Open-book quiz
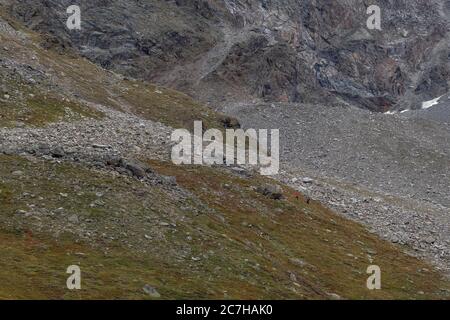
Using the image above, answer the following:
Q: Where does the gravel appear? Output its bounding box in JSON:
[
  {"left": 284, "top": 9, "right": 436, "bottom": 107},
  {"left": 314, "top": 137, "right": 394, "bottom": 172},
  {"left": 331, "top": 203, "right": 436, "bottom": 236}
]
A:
[
  {"left": 0, "top": 103, "right": 173, "bottom": 166},
  {"left": 224, "top": 102, "right": 450, "bottom": 274}
]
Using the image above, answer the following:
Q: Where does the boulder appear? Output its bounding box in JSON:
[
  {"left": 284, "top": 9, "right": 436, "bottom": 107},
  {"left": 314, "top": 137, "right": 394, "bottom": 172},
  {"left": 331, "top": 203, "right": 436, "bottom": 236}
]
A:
[{"left": 256, "top": 184, "right": 283, "bottom": 200}]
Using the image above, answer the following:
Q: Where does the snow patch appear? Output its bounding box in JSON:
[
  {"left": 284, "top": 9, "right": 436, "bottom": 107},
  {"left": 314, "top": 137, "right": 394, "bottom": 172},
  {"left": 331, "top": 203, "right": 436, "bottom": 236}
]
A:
[{"left": 422, "top": 96, "right": 443, "bottom": 110}]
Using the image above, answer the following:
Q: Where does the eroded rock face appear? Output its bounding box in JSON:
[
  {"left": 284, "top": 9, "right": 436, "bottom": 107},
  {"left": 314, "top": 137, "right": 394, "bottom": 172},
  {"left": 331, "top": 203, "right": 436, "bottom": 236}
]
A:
[{"left": 4, "top": 0, "right": 450, "bottom": 111}]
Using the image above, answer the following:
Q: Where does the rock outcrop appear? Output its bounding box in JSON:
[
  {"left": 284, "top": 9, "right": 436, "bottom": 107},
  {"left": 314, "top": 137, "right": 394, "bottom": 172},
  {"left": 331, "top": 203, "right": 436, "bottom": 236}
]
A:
[{"left": 4, "top": 0, "right": 450, "bottom": 111}]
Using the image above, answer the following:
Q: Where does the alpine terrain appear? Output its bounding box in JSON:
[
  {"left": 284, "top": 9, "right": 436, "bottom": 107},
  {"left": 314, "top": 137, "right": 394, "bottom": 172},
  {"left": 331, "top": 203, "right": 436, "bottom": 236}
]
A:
[{"left": 0, "top": 0, "right": 449, "bottom": 299}]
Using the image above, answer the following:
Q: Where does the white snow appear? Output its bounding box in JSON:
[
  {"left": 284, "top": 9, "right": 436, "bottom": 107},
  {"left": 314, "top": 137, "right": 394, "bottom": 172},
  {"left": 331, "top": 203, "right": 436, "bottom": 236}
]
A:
[{"left": 421, "top": 96, "right": 443, "bottom": 110}]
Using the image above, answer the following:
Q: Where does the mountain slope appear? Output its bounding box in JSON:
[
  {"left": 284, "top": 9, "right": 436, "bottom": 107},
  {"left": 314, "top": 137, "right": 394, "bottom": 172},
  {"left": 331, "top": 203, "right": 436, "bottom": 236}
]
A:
[
  {"left": 1, "top": 154, "right": 449, "bottom": 299},
  {"left": 225, "top": 101, "right": 450, "bottom": 274},
  {"left": 1, "top": 9, "right": 450, "bottom": 299},
  {"left": 4, "top": 0, "right": 450, "bottom": 111}
]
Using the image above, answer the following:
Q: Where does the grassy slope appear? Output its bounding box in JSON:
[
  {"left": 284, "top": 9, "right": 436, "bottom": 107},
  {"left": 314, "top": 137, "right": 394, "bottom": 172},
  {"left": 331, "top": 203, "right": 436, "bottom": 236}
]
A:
[
  {"left": 0, "top": 155, "right": 448, "bottom": 299},
  {"left": 0, "top": 9, "right": 232, "bottom": 130}
]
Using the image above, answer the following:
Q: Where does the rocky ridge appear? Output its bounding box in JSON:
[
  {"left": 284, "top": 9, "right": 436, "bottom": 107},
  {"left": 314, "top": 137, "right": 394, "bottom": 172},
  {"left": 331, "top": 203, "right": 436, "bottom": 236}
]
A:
[{"left": 4, "top": 0, "right": 450, "bottom": 111}]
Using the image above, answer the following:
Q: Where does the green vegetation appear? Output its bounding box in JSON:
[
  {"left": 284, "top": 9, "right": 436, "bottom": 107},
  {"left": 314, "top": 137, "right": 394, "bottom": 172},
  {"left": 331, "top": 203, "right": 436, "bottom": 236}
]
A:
[
  {"left": 0, "top": 154, "right": 448, "bottom": 299},
  {"left": 0, "top": 92, "right": 103, "bottom": 127},
  {"left": 0, "top": 11, "right": 234, "bottom": 131},
  {"left": 120, "top": 81, "right": 234, "bottom": 131}
]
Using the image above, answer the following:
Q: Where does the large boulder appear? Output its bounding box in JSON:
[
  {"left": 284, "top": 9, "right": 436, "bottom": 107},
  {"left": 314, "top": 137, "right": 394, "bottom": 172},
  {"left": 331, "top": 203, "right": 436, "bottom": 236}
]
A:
[{"left": 256, "top": 184, "right": 284, "bottom": 200}]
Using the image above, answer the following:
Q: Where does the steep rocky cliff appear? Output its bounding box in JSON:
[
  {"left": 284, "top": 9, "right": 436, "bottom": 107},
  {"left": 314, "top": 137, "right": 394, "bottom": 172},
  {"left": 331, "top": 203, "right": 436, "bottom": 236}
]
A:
[{"left": 3, "top": 0, "right": 450, "bottom": 111}]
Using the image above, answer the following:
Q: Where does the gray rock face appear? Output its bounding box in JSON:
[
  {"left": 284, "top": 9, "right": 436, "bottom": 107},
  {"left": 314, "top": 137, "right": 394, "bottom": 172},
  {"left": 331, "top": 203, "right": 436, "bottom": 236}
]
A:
[{"left": 5, "top": 0, "right": 450, "bottom": 111}]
